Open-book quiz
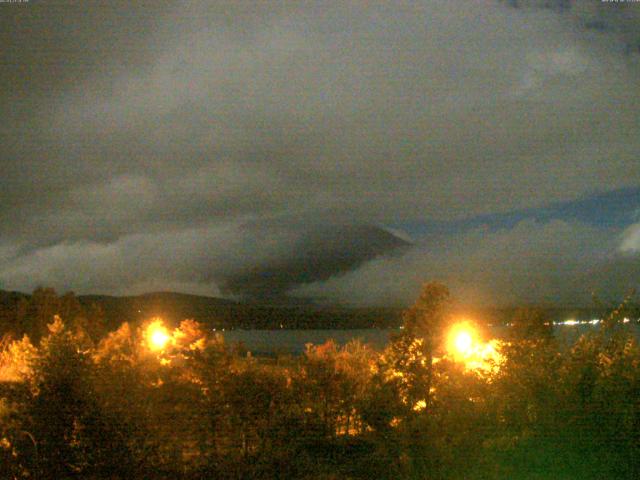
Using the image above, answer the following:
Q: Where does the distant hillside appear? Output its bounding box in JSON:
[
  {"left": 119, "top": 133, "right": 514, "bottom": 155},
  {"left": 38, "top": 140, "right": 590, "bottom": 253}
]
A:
[
  {"left": 0, "top": 290, "right": 29, "bottom": 331},
  {"left": 1, "top": 289, "right": 401, "bottom": 332},
  {"left": 75, "top": 291, "right": 403, "bottom": 330},
  {"left": 2, "top": 289, "right": 635, "bottom": 334}
]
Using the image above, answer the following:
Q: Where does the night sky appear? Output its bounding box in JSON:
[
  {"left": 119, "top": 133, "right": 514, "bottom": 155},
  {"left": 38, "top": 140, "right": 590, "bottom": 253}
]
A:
[{"left": 1, "top": 1, "right": 639, "bottom": 306}]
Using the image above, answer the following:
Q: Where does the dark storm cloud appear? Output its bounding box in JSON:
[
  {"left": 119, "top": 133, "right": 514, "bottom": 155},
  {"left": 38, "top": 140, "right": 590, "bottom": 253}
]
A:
[
  {"left": 217, "top": 225, "right": 411, "bottom": 298},
  {"left": 0, "top": 1, "right": 639, "bottom": 302},
  {"left": 0, "top": 222, "right": 409, "bottom": 298}
]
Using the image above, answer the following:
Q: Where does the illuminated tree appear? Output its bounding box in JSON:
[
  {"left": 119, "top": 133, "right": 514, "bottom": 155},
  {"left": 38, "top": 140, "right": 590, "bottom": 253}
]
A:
[
  {"left": 392, "top": 281, "right": 451, "bottom": 409},
  {"left": 300, "top": 341, "right": 351, "bottom": 438},
  {"left": 27, "top": 317, "right": 139, "bottom": 477},
  {"left": 402, "top": 282, "right": 451, "bottom": 338}
]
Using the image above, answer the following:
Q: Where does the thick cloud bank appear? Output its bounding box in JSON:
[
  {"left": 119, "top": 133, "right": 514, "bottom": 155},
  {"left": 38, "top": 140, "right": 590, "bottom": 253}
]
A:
[
  {"left": 0, "top": 1, "right": 638, "bottom": 304},
  {"left": 294, "top": 219, "right": 634, "bottom": 306}
]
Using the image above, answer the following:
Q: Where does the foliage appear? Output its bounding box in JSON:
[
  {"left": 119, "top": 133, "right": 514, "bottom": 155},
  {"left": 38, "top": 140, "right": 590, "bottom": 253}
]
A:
[{"left": 0, "top": 285, "right": 638, "bottom": 478}]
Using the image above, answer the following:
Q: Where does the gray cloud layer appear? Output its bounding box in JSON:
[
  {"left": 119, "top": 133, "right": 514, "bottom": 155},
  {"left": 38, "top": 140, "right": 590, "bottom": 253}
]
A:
[
  {"left": 295, "top": 219, "right": 629, "bottom": 306},
  {"left": 0, "top": 1, "right": 638, "bottom": 304}
]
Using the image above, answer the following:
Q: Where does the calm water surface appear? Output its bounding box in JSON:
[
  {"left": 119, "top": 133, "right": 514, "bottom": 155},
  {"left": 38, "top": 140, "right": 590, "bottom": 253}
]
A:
[
  {"left": 222, "top": 324, "right": 640, "bottom": 355},
  {"left": 222, "top": 329, "right": 395, "bottom": 354}
]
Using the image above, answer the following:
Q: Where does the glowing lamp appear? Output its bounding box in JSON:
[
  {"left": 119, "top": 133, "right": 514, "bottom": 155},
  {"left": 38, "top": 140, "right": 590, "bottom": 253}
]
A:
[
  {"left": 150, "top": 329, "right": 169, "bottom": 350},
  {"left": 454, "top": 330, "right": 473, "bottom": 355},
  {"left": 146, "top": 319, "right": 170, "bottom": 351},
  {"left": 447, "top": 321, "right": 477, "bottom": 360}
]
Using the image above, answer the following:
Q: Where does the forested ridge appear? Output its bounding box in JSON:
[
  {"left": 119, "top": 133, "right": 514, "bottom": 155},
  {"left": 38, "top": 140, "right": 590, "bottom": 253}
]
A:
[
  {"left": 0, "top": 288, "right": 404, "bottom": 332},
  {"left": 0, "top": 288, "right": 624, "bottom": 333}
]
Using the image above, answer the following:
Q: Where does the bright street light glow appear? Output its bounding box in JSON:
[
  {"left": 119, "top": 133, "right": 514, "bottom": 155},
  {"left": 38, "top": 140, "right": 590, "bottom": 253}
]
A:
[
  {"left": 150, "top": 329, "right": 169, "bottom": 350},
  {"left": 446, "top": 321, "right": 504, "bottom": 375},
  {"left": 146, "top": 319, "right": 170, "bottom": 351},
  {"left": 454, "top": 330, "right": 473, "bottom": 355},
  {"left": 447, "top": 321, "right": 476, "bottom": 360}
]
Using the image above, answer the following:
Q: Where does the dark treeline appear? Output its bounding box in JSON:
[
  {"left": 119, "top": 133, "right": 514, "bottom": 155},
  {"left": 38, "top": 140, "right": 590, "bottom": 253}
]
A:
[
  {"left": 1, "top": 283, "right": 639, "bottom": 479},
  {"left": 3, "top": 288, "right": 634, "bottom": 335},
  {"left": 0, "top": 289, "right": 403, "bottom": 332}
]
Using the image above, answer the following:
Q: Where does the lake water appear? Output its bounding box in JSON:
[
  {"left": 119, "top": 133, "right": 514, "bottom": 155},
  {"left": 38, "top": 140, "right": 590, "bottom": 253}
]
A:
[
  {"left": 222, "top": 328, "right": 395, "bottom": 355},
  {"left": 222, "top": 323, "right": 640, "bottom": 355}
]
